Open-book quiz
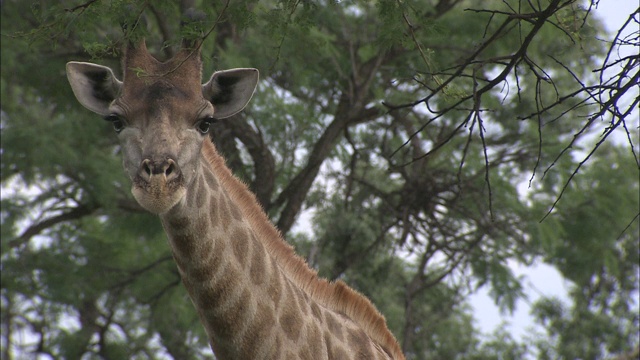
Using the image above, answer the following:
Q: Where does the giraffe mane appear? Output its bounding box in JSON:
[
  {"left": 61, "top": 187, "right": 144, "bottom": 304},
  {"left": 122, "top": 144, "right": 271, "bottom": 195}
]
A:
[{"left": 202, "top": 139, "right": 405, "bottom": 359}]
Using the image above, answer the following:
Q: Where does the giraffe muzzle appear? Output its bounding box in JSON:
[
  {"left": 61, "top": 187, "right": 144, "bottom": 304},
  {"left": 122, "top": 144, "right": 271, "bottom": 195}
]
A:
[
  {"left": 139, "top": 158, "right": 181, "bottom": 182},
  {"left": 131, "top": 157, "right": 187, "bottom": 214}
]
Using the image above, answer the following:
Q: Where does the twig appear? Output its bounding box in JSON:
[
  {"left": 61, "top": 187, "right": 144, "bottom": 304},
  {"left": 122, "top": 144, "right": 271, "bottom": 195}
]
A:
[{"left": 65, "top": 0, "right": 99, "bottom": 13}]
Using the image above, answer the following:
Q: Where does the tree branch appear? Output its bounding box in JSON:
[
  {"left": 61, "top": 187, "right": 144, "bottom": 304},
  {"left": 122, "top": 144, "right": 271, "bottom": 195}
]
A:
[
  {"left": 224, "top": 115, "right": 276, "bottom": 211},
  {"left": 149, "top": 4, "right": 174, "bottom": 59},
  {"left": 11, "top": 204, "right": 98, "bottom": 248},
  {"left": 274, "top": 103, "right": 382, "bottom": 234}
]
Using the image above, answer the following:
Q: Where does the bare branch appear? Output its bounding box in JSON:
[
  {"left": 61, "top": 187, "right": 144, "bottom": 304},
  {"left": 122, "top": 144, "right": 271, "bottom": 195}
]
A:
[
  {"left": 149, "top": 4, "right": 174, "bottom": 58},
  {"left": 64, "top": 0, "right": 99, "bottom": 13},
  {"left": 616, "top": 212, "right": 640, "bottom": 241},
  {"left": 540, "top": 116, "right": 627, "bottom": 221},
  {"left": 11, "top": 204, "right": 98, "bottom": 248}
]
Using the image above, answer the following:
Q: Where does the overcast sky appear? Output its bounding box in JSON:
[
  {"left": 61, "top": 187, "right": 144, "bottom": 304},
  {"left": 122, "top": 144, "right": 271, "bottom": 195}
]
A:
[{"left": 471, "top": 0, "right": 639, "bottom": 342}]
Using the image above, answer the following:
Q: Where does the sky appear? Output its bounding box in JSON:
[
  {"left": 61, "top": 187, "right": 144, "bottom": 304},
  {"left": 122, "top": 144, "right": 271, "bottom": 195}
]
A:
[{"left": 469, "top": 0, "right": 639, "bottom": 342}]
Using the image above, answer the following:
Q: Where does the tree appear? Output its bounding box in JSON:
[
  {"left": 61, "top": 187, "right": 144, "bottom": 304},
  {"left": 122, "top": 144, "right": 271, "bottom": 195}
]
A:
[{"left": 1, "top": 0, "right": 638, "bottom": 359}]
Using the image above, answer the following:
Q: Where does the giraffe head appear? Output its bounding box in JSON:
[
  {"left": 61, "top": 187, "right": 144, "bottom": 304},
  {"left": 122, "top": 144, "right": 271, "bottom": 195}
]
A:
[{"left": 66, "top": 40, "right": 258, "bottom": 214}]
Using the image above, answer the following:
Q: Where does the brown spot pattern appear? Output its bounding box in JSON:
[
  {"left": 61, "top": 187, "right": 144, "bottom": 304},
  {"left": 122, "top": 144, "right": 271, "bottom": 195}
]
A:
[
  {"left": 325, "top": 330, "right": 349, "bottom": 360},
  {"left": 269, "top": 263, "right": 283, "bottom": 310},
  {"left": 196, "top": 240, "right": 225, "bottom": 283},
  {"left": 279, "top": 302, "right": 303, "bottom": 342},
  {"left": 189, "top": 252, "right": 221, "bottom": 283},
  {"left": 272, "top": 335, "right": 282, "bottom": 359},
  {"left": 218, "top": 195, "right": 232, "bottom": 229},
  {"left": 299, "top": 347, "right": 314, "bottom": 360},
  {"left": 167, "top": 216, "right": 189, "bottom": 231},
  {"left": 187, "top": 177, "right": 200, "bottom": 208},
  {"left": 230, "top": 203, "right": 243, "bottom": 221},
  {"left": 303, "top": 323, "right": 323, "bottom": 357},
  {"left": 202, "top": 264, "right": 238, "bottom": 313},
  {"left": 217, "top": 288, "right": 251, "bottom": 340},
  {"left": 208, "top": 194, "right": 220, "bottom": 227},
  {"left": 230, "top": 226, "right": 250, "bottom": 268},
  {"left": 311, "top": 302, "right": 323, "bottom": 323},
  {"left": 195, "top": 175, "right": 206, "bottom": 209},
  {"left": 194, "top": 215, "right": 209, "bottom": 237},
  {"left": 332, "top": 347, "right": 350, "bottom": 360},
  {"left": 240, "top": 301, "right": 275, "bottom": 356},
  {"left": 349, "top": 328, "right": 374, "bottom": 359},
  {"left": 296, "top": 290, "right": 310, "bottom": 317},
  {"left": 204, "top": 170, "right": 219, "bottom": 192},
  {"left": 171, "top": 233, "right": 196, "bottom": 257},
  {"left": 250, "top": 240, "right": 266, "bottom": 285},
  {"left": 326, "top": 312, "right": 345, "bottom": 341}
]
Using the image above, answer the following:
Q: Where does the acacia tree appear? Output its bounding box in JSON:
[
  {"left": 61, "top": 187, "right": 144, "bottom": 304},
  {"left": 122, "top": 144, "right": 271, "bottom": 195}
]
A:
[{"left": 1, "top": 0, "right": 638, "bottom": 359}]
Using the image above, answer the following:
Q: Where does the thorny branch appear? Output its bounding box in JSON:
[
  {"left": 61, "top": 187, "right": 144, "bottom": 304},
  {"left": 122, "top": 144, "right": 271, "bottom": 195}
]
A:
[{"left": 387, "top": 0, "right": 639, "bottom": 221}]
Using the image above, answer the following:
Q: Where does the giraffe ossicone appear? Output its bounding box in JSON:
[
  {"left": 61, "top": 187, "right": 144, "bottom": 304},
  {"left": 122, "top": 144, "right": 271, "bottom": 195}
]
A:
[{"left": 66, "top": 39, "right": 405, "bottom": 359}]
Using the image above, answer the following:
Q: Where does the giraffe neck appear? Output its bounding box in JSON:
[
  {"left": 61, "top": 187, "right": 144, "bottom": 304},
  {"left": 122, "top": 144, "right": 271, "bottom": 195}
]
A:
[
  {"left": 159, "top": 139, "right": 397, "bottom": 359},
  {"left": 160, "top": 159, "right": 282, "bottom": 357}
]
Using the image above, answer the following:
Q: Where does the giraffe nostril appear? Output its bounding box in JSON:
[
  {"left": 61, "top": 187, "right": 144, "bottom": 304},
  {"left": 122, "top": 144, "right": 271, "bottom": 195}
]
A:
[
  {"left": 142, "top": 160, "right": 152, "bottom": 177},
  {"left": 139, "top": 158, "right": 180, "bottom": 181},
  {"left": 165, "top": 159, "right": 178, "bottom": 179}
]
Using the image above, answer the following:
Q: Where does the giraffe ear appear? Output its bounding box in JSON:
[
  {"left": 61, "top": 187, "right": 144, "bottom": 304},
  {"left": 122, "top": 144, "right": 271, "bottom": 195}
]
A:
[
  {"left": 202, "top": 68, "right": 258, "bottom": 119},
  {"left": 66, "top": 62, "right": 122, "bottom": 116}
]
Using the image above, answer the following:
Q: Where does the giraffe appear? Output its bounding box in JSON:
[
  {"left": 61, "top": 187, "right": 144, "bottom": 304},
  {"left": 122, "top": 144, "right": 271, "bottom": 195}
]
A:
[{"left": 66, "top": 39, "right": 405, "bottom": 360}]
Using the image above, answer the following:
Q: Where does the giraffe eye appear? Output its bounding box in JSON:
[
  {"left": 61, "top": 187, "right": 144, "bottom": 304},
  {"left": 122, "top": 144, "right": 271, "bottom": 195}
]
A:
[
  {"left": 196, "top": 116, "right": 216, "bottom": 134},
  {"left": 104, "top": 114, "right": 125, "bottom": 133}
]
